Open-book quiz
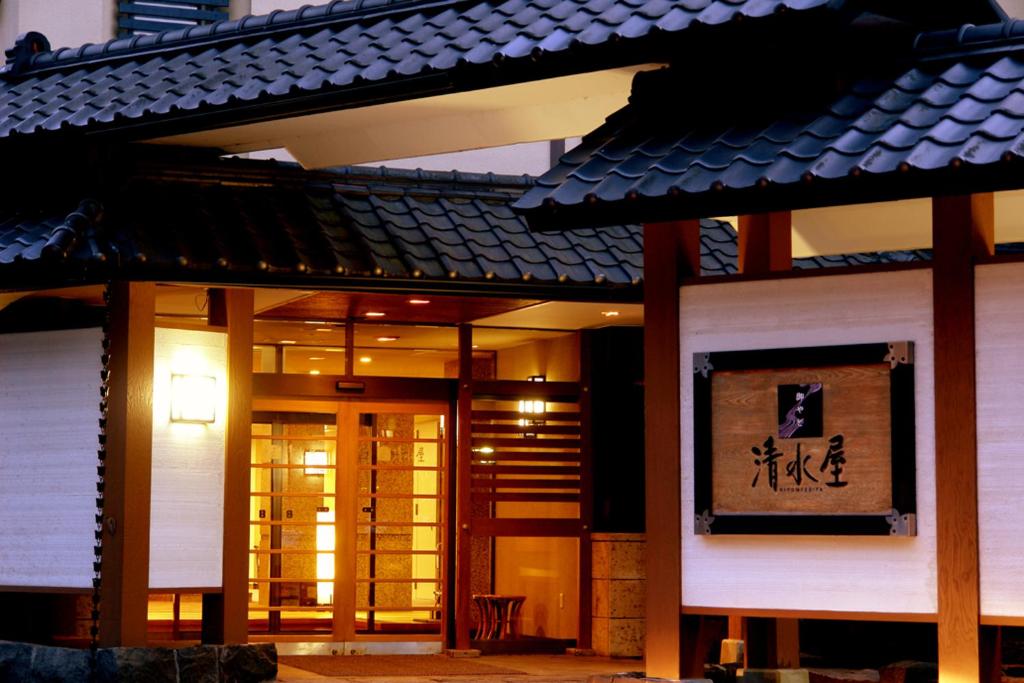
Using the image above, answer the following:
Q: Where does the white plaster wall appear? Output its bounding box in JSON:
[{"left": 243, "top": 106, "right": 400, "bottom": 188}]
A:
[
  {"left": 976, "top": 262, "right": 1024, "bottom": 617},
  {"left": 2, "top": 0, "right": 115, "bottom": 51},
  {"left": 149, "top": 327, "right": 227, "bottom": 589},
  {"left": 0, "top": 327, "right": 103, "bottom": 589},
  {"left": 680, "top": 269, "right": 937, "bottom": 614}
]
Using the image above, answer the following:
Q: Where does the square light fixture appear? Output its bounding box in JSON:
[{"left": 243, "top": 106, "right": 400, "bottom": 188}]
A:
[
  {"left": 304, "top": 450, "right": 329, "bottom": 475},
  {"left": 169, "top": 374, "right": 217, "bottom": 424}
]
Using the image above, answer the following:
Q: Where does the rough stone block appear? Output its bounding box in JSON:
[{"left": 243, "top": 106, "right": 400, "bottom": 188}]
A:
[
  {"left": 807, "top": 670, "right": 879, "bottom": 683},
  {"left": 0, "top": 641, "right": 33, "bottom": 682},
  {"left": 608, "top": 617, "right": 645, "bottom": 658},
  {"left": 219, "top": 643, "right": 277, "bottom": 682},
  {"left": 593, "top": 615, "right": 611, "bottom": 656},
  {"left": 594, "top": 580, "right": 645, "bottom": 619},
  {"left": 877, "top": 661, "right": 936, "bottom": 683},
  {"left": 720, "top": 638, "right": 744, "bottom": 666},
  {"left": 741, "top": 669, "right": 809, "bottom": 683},
  {"left": 95, "top": 646, "right": 177, "bottom": 683},
  {"left": 31, "top": 644, "right": 93, "bottom": 682},
  {"left": 592, "top": 535, "right": 646, "bottom": 580},
  {"left": 176, "top": 645, "right": 219, "bottom": 683}
]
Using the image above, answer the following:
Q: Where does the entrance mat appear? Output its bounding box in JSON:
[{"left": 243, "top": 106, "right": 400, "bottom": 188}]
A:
[{"left": 279, "top": 654, "right": 526, "bottom": 676}]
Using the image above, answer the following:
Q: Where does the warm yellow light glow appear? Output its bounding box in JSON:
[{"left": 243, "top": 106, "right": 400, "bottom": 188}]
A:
[
  {"left": 364, "top": 311, "right": 386, "bottom": 318},
  {"left": 279, "top": 339, "right": 297, "bottom": 345},
  {"left": 315, "top": 328, "right": 333, "bottom": 333},
  {"left": 601, "top": 310, "right": 620, "bottom": 317},
  {"left": 169, "top": 374, "right": 217, "bottom": 423},
  {"left": 304, "top": 450, "right": 328, "bottom": 475},
  {"left": 518, "top": 399, "right": 545, "bottom": 414},
  {"left": 304, "top": 320, "right": 329, "bottom": 325},
  {"left": 359, "top": 356, "right": 372, "bottom": 363},
  {"left": 308, "top": 369, "right": 321, "bottom": 375},
  {"left": 408, "top": 299, "right": 430, "bottom": 305},
  {"left": 376, "top": 336, "right": 400, "bottom": 342},
  {"left": 309, "top": 356, "right": 325, "bottom": 361},
  {"left": 316, "top": 508, "right": 335, "bottom": 605}
]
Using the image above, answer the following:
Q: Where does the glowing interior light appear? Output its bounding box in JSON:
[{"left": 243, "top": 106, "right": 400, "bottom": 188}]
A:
[
  {"left": 316, "top": 507, "right": 335, "bottom": 605},
  {"left": 376, "top": 336, "right": 400, "bottom": 342},
  {"left": 308, "top": 369, "right": 321, "bottom": 375},
  {"left": 359, "top": 356, "right": 373, "bottom": 364},
  {"left": 364, "top": 311, "right": 386, "bottom": 318},
  {"left": 304, "top": 450, "right": 329, "bottom": 475},
  {"left": 518, "top": 399, "right": 545, "bottom": 414},
  {"left": 601, "top": 310, "right": 620, "bottom": 317},
  {"left": 169, "top": 374, "right": 217, "bottom": 423},
  {"left": 279, "top": 339, "right": 297, "bottom": 345}
]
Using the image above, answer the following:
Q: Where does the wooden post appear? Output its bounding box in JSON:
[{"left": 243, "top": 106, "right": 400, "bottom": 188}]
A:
[
  {"left": 99, "top": 281, "right": 155, "bottom": 647},
  {"left": 453, "top": 324, "right": 474, "bottom": 650},
  {"left": 207, "top": 288, "right": 255, "bottom": 644},
  {"left": 643, "top": 220, "right": 701, "bottom": 678},
  {"left": 932, "top": 193, "right": 992, "bottom": 683},
  {"left": 738, "top": 213, "right": 792, "bottom": 274},
  {"left": 735, "top": 212, "right": 794, "bottom": 666},
  {"left": 578, "top": 332, "right": 594, "bottom": 650}
]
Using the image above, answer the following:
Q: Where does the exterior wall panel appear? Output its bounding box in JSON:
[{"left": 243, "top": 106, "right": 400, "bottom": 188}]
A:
[
  {"left": 976, "top": 262, "right": 1024, "bottom": 618},
  {"left": 679, "top": 270, "right": 937, "bottom": 614},
  {"left": 149, "top": 327, "right": 227, "bottom": 589},
  {"left": 0, "top": 328, "right": 103, "bottom": 589}
]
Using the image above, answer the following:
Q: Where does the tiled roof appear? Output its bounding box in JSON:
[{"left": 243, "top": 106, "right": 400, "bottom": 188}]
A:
[
  {"left": 0, "top": 160, "right": 654, "bottom": 295},
  {"left": 516, "top": 22, "right": 1024, "bottom": 229},
  {"left": 0, "top": 0, "right": 1008, "bottom": 143},
  {"left": 0, "top": 0, "right": 844, "bottom": 141}
]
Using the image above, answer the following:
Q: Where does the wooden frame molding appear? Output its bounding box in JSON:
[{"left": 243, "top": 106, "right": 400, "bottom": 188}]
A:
[
  {"left": 453, "top": 323, "right": 474, "bottom": 650},
  {"left": 932, "top": 193, "right": 993, "bottom": 683},
  {"left": 99, "top": 281, "right": 156, "bottom": 647},
  {"left": 643, "top": 220, "right": 701, "bottom": 678}
]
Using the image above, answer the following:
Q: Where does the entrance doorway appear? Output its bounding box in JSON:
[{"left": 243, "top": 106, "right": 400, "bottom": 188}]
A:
[{"left": 248, "top": 399, "right": 449, "bottom": 642}]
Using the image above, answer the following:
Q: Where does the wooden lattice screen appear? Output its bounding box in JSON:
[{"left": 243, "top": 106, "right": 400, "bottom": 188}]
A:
[
  {"left": 118, "top": 0, "right": 230, "bottom": 36},
  {"left": 468, "top": 380, "right": 590, "bottom": 538}
]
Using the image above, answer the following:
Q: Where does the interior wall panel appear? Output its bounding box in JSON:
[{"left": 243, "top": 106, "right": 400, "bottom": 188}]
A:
[
  {"left": 976, "top": 262, "right": 1024, "bottom": 618},
  {"left": 0, "top": 327, "right": 103, "bottom": 589},
  {"left": 680, "top": 269, "right": 936, "bottom": 614},
  {"left": 149, "top": 327, "right": 227, "bottom": 589}
]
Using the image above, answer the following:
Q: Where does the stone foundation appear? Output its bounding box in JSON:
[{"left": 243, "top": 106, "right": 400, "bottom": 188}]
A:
[
  {"left": 0, "top": 641, "right": 276, "bottom": 682},
  {"left": 592, "top": 532, "right": 645, "bottom": 658}
]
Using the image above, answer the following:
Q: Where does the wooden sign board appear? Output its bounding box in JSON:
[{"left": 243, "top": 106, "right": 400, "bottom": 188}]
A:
[{"left": 692, "top": 342, "right": 916, "bottom": 536}]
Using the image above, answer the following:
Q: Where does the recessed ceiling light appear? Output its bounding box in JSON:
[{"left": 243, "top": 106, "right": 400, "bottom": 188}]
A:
[
  {"left": 325, "top": 348, "right": 345, "bottom": 353},
  {"left": 365, "top": 311, "right": 386, "bottom": 318},
  {"left": 303, "top": 320, "right": 329, "bottom": 325},
  {"left": 309, "top": 357, "right": 325, "bottom": 361},
  {"left": 376, "top": 336, "right": 400, "bottom": 342},
  {"left": 472, "top": 345, "right": 479, "bottom": 349},
  {"left": 408, "top": 299, "right": 430, "bottom": 305},
  {"left": 280, "top": 340, "right": 297, "bottom": 344},
  {"left": 308, "top": 370, "right": 321, "bottom": 375},
  {"left": 601, "top": 310, "right": 620, "bottom": 318},
  {"left": 359, "top": 356, "right": 373, "bottom": 363},
  {"left": 315, "top": 328, "right": 333, "bottom": 333}
]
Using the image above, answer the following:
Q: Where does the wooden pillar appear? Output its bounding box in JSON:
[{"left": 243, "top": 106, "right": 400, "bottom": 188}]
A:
[
  {"left": 643, "top": 220, "right": 701, "bottom": 678},
  {"left": 738, "top": 212, "right": 792, "bottom": 274},
  {"left": 578, "top": 332, "right": 594, "bottom": 650},
  {"left": 454, "top": 324, "right": 474, "bottom": 650},
  {"left": 735, "top": 212, "right": 794, "bottom": 666},
  {"left": 206, "top": 288, "right": 255, "bottom": 644},
  {"left": 99, "top": 281, "right": 155, "bottom": 647},
  {"left": 932, "top": 194, "right": 992, "bottom": 683}
]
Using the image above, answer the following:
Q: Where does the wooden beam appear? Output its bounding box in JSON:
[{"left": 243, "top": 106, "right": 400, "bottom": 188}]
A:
[
  {"left": 643, "top": 220, "right": 702, "bottom": 678},
  {"left": 932, "top": 193, "right": 991, "bottom": 683},
  {"left": 738, "top": 212, "right": 792, "bottom": 274},
  {"left": 209, "top": 288, "right": 254, "bottom": 644},
  {"left": 454, "top": 324, "right": 474, "bottom": 650},
  {"left": 99, "top": 281, "right": 155, "bottom": 647}
]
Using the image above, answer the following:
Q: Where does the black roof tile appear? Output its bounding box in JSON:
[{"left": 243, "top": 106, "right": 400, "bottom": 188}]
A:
[{"left": 516, "top": 29, "right": 1024, "bottom": 227}]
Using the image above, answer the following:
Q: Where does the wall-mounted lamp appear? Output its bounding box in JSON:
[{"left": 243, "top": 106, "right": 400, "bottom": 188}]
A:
[
  {"left": 304, "top": 450, "right": 329, "bottom": 475},
  {"left": 169, "top": 374, "right": 217, "bottom": 424},
  {"left": 519, "top": 375, "right": 546, "bottom": 437}
]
